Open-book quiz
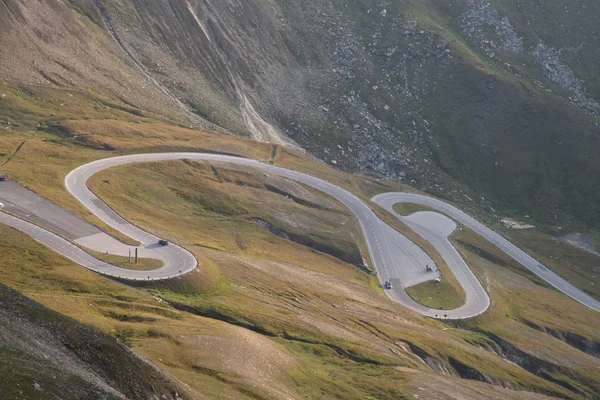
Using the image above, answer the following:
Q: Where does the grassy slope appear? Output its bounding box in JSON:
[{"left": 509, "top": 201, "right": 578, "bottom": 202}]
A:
[
  {"left": 89, "top": 250, "right": 163, "bottom": 271},
  {"left": 406, "top": 279, "right": 464, "bottom": 310},
  {"left": 392, "top": 203, "right": 437, "bottom": 216},
  {"left": 0, "top": 85, "right": 599, "bottom": 398},
  {"left": 0, "top": 223, "right": 302, "bottom": 400},
  {"left": 89, "top": 161, "right": 364, "bottom": 269},
  {"left": 451, "top": 244, "right": 600, "bottom": 399},
  {"left": 88, "top": 160, "right": 598, "bottom": 399},
  {"left": 0, "top": 281, "right": 189, "bottom": 400}
]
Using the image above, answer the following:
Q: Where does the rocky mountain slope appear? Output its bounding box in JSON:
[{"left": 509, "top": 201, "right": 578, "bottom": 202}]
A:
[{"left": 2, "top": 0, "right": 599, "bottom": 228}]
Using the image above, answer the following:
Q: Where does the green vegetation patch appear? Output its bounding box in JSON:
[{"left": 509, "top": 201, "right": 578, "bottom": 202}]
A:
[
  {"left": 392, "top": 202, "right": 437, "bottom": 216},
  {"left": 89, "top": 160, "right": 365, "bottom": 273},
  {"left": 406, "top": 279, "right": 465, "bottom": 310},
  {"left": 89, "top": 250, "right": 163, "bottom": 271}
]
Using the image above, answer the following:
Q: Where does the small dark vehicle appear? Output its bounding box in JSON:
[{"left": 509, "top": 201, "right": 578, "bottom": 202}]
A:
[
  {"left": 384, "top": 281, "right": 392, "bottom": 289},
  {"left": 158, "top": 239, "right": 169, "bottom": 246}
]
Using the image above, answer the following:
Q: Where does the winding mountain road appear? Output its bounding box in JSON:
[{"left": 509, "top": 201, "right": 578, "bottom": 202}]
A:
[
  {"left": 373, "top": 192, "right": 600, "bottom": 313},
  {"left": 2, "top": 152, "right": 598, "bottom": 318}
]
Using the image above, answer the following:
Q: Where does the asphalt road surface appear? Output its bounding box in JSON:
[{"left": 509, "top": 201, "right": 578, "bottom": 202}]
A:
[
  {"left": 0, "top": 180, "right": 190, "bottom": 280},
  {"left": 0, "top": 211, "right": 157, "bottom": 280},
  {"left": 64, "top": 153, "right": 490, "bottom": 317},
  {"left": 372, "top": 192, "right": 600, "bottom": 314},
  {"left": 0, "top": 180, "right": 101, "bottom": 240},
  {"left": 2, "top": 152, "right": 597, "bottom": 317}
]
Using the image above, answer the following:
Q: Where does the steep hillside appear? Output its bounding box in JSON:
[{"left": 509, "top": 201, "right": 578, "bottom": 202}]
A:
[
  {"left": 0, "top": 282, "right": 189, "bottom": 399},
  {"left": 1, "top": 0, "right": 599, "bottom": 228},
  {"left": 0, "top": 117, "right": 598, "bottom": 399}
]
